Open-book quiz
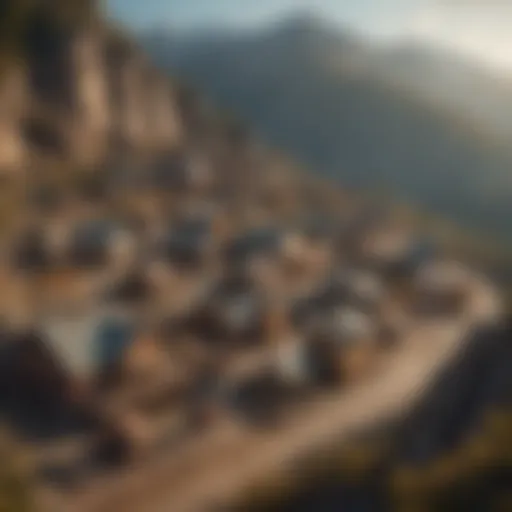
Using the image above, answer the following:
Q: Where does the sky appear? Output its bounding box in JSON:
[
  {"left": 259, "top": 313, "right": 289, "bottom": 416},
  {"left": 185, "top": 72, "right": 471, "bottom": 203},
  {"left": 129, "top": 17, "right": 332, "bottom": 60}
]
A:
[{"left": 106, "top": 0, "right": 512, "bottom": 72}]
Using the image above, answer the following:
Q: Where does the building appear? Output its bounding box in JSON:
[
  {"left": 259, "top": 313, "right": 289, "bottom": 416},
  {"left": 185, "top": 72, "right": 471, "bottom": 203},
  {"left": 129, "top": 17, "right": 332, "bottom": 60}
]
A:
[
  {"left": 290, "top": 272, "right": 351, "bottom": 335},
  {"left": 359, "top": 227, "right": 412, "bottom": 270},
  {"left": 274, "top": 333, "right": 310, "bottom": 387},
  {"left": 358, "top": 223, "right": 439, "bottom": 281},
  {"left": 161, "top": 217, "right": 217, "bottom": 270},
  {"left": 279, "top": 229, "right": 333, "bottom": 284},
  {"left": 223, "top": 227, "right": 284, "bottom": 268},
  {"left": 309, "top": 307, "right": 378, "bottom": 385},
  {"left": 346, "top": 270, "right": 387, "bottom": 314},
  {"left": 376, "top": 300, "right": 410, "bottom": 349},
  {"left": 66, "top": 219, "right": 135, "bottom": 270},
  {"left": 413, "top": 260, "right": 472, "bottom": 316},
  {"left": 188, "top": 275, "right": 265, "bottom": 344},
  {"left": 106, "top": 266, "right": 155, "bottom": 306},
  {"left": 223, "top": 227, "right": 328, "bottom": 295},
  {"left": 293, "top": 268, "right": 385, "bottom": 329},
  {"left": 9, "top": 308, "right": 137, "bottom": 408},
  {"left": 224, "top": 369, "right": 303, "bottom": 428},
  {"left": 3, "top": 306, "right": 189, "bottom": 457}
]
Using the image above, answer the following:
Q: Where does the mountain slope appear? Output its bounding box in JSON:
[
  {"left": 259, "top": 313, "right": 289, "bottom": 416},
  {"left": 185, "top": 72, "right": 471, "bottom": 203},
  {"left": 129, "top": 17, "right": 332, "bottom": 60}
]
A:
[
  {"left": 372, "top": 42, "right": 512, "bottom": 142},
  {"left": 142, "top": 17, "right": 512, "bottom": 241}
]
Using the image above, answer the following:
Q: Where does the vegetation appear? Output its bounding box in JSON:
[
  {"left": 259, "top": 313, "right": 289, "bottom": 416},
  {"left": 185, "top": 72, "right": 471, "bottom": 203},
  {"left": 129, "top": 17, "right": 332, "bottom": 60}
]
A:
[
  {"left": 0, "top": 429, "right": 34, "bottom": 512},
  {"left": 389, "top": 409, "right": 512, "bottom": 512},
  {"left": 232, "top": 408, "right": 512, "bottom": 511},
  {"left": 232, "top": 438, "right": 391, "bottom": 511},
  {"left": 232, "top": 317, "right": 512, "bottom": 512}
]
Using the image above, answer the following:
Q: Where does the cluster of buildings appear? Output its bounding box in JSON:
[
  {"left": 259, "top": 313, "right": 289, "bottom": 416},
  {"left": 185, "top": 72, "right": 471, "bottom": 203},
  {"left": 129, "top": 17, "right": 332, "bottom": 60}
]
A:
[{"left": 0, "top": 143, "right": 476, "bottom": 488}]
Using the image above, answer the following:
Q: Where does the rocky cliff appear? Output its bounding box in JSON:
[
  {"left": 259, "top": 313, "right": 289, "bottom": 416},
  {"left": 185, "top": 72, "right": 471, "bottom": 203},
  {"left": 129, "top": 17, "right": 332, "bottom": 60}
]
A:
[
  {"left": 0, "top": 17, "right": 183, "bottom": 174},
  {"left": 0, "top": 68, "right": 27, "bottom": 173}
]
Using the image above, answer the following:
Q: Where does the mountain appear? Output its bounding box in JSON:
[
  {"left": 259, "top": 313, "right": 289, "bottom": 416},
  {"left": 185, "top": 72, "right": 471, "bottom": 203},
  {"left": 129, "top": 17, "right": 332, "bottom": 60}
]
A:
[
  {"left": 372, "top": 42, "right": 512, "bottom": 142},
  {"left": 142, "top": 15, "right": 512, "bottom": 242}
]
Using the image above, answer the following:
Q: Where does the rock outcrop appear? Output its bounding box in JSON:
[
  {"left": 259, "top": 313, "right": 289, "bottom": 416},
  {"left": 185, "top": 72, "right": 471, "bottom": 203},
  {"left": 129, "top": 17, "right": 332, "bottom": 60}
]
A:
[
  {"left": 0, "top": 24, "right": 183, "bottom": 174},
  {"left": 106, "top": 38, "right": 182, "bottom": 153},
  {"left": 0, "top": 68, "right": 27, "bottom": 173}
]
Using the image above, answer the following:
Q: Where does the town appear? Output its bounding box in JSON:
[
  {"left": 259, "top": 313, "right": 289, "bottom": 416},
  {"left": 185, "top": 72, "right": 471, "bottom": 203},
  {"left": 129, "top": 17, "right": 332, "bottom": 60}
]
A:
[{"left": 0, "top": 121, "right": 503, "bottom": 511}]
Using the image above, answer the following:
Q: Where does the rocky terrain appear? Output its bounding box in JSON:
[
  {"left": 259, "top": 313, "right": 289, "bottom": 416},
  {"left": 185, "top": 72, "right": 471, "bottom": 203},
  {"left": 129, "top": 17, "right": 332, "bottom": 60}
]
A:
[{"left": 0, "top": 3, "right": 181, "bottom": 176}]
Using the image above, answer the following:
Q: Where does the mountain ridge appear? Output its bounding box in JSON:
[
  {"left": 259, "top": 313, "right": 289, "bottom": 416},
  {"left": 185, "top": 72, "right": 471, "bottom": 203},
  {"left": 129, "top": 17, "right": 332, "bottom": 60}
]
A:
[{"left": 141, "top": 17, "right": 512, "bottom": 242}]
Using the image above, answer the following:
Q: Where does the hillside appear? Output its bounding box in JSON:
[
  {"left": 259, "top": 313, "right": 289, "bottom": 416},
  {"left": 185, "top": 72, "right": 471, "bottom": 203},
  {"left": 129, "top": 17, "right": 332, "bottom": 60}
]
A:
[
  {"left": 0, "top": 5, "right": 510, "bottom": 512},
  {"left": 142, "top": 15, "right": 512, "bottom": 242},
  {"left": 0, "top": 0, "right": 183, "bottom": 178}
]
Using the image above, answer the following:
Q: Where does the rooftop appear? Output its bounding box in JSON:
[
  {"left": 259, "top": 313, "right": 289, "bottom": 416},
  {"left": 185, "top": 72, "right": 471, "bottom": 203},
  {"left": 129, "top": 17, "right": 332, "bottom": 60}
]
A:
[{"left": 38, "top": 307, "right": 136, "bottom": 381}]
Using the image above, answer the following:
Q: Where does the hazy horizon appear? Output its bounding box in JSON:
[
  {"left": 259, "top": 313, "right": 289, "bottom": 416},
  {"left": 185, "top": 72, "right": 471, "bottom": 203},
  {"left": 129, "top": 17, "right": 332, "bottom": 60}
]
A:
[{"left": 107, "top": 0, "right": 512, "bottom": 74}]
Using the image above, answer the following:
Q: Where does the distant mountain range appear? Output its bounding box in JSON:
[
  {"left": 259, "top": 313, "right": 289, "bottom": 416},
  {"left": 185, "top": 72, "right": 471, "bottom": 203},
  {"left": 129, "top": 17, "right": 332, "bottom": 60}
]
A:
[{"left": 141, "top": 14, "right": 512, "bottom": 243}]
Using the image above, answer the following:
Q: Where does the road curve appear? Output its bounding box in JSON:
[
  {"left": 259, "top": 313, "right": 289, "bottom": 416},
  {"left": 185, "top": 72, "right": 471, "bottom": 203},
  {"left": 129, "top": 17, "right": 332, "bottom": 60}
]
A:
[{"left": 64, "top": 279, "right": 500, "bottom": 512}]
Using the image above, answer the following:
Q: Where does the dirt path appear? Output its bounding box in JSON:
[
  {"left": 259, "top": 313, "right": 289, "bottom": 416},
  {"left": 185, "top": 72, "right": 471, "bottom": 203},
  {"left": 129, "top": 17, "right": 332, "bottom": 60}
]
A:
[{"left": 54, "top": 280, "right": 500, "bottom": 512}]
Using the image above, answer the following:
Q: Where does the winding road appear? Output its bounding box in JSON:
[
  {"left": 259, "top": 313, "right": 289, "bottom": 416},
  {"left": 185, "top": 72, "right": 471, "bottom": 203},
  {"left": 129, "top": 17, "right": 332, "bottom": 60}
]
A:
[{"left": 46, "top": 276, "right": 501, "bottom": 512}]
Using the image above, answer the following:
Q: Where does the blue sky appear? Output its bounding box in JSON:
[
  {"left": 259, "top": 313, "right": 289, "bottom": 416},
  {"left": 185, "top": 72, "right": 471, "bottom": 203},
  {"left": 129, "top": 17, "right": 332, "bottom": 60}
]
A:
[
  {"left": 106, "top": 0, "right": 419, "bottom": 36},
  {"left": 106, "top": 0, "right": 512, "bottom": 72}
]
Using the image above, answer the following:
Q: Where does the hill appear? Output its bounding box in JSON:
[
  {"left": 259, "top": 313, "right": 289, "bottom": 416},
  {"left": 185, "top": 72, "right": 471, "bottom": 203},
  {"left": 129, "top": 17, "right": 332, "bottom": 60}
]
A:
[{"left": 142, "top": 15, "right": 512, "bottom": 242}]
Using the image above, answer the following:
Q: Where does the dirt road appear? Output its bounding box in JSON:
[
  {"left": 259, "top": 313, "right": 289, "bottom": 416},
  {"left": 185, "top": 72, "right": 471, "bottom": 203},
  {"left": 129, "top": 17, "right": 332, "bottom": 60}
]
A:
[{"left": 59, "top": 279, "right": 500, "bottom": 512}]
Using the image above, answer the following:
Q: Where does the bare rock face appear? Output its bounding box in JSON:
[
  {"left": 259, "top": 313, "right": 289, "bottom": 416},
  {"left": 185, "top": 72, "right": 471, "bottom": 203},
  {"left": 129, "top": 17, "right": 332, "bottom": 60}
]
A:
[
  {"left": 106, "top": 42, "right": 183, "bottom": 152},
  {"left": 26, "top": 27, "right": 111, "bottom": 166},
  {"left": 0, "top": 69, "right": 27, "bottom": 174},
  {"left": 5, "top": 26, "right": 184, "bottom": 171},
  {"left": 107, "top": 45, "right": 148, "bottom": 149},
  {"left": 67, "top": 30, "right": 111, "bottom": 166},
  {"left": 143, "top": 70, "right": 182, "bottom": 149}
]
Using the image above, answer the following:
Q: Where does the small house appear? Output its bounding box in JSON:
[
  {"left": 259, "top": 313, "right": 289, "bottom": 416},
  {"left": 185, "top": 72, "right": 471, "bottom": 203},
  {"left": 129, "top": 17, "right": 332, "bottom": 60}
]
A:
[
  {"left": 362, "top": 229, "right": 438, "bottom": 281},
  {"left": 9, "top": 309, "right": 138, "bottom": 411},
  {"left": 310, "top": 307, "right": 377, "bottom": 385},
  {"left": 347, "top": 270, "right": 387, "bottom": 313},
  {"left": 290, "top": 272, "right": 352, "bottom": 334},
  {"left": 293, "top": 268, "right": 385, "bottom": 330},
  {"left": 274, "top": 334, "right": 310, "bottom": 387},
  {"left": 214, "top": 293, "right": 264, "bottom": 341},
  {"left": 106, "top": 266, "right": 154, "bottom": 305},
  {"left": 360, "top": 228, "right": 411, "bottom": 269},
  {"left": 190, "top": 277, "right": 265, "bottom": 343},
  {"left": 223, "top": 227, "right": 283, "bottom": 268},
  {"left": 279, "top": 231, "right": 333, "bottom": 282},
  {"left": 225, "top": 369, "right": 303, "bottom": 428},
  {"left": 161, "top": 217, "right": 215, "bottom": 269},
  {"left": 44, "top": 219, "right": 73, "bottom": 264},
  {"left": 413, "top": 260, "right": 471, "bottom": 316},
  {"left": 66, "top": 219, "right": 135, "bottom": 269},
  {"left": 397, "top": 237, "right": 438, "bottom": 277}
]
